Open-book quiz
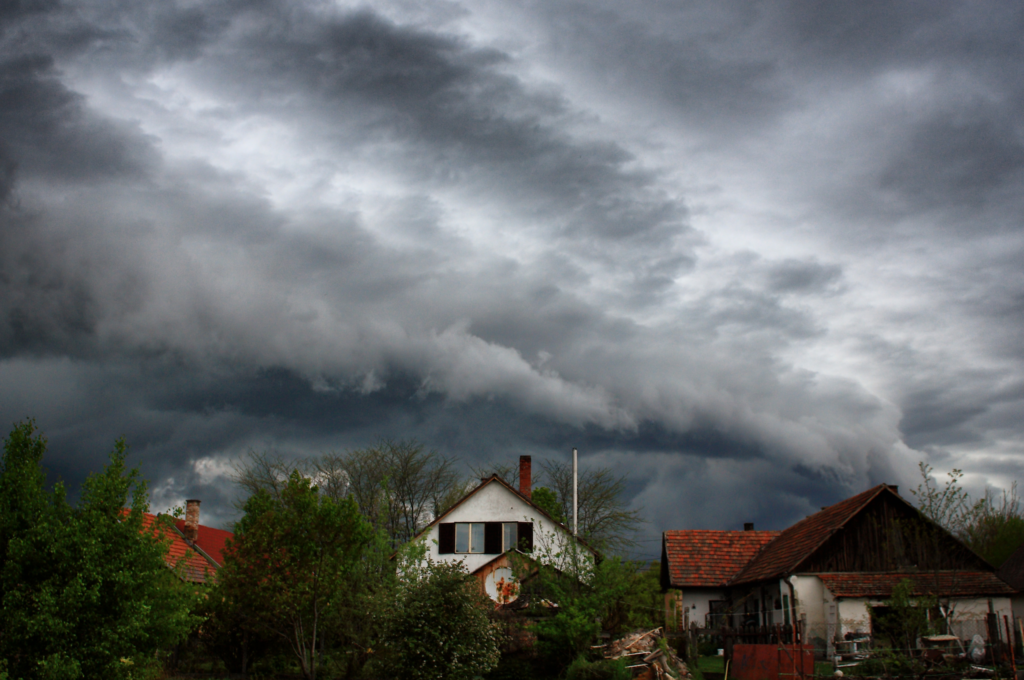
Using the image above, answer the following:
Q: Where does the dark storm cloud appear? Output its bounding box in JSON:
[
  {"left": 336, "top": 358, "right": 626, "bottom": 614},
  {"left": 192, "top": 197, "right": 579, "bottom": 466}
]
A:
[
  {"left": 0, "top": 0, "right": 1021, "bottom": 539},
  {"left": 881, "top": 113, "right": 1024, "bottom": 211},
  {"left": 766, "top": 259, "right": 843, "bottom": 295}
]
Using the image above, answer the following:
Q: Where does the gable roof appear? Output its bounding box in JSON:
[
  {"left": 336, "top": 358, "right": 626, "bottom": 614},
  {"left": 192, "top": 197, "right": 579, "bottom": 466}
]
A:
[
  {"left": 818, "top": 571, "right": 1014, "bottom": 598},
  {"left": 175, "top": 518, "right": 233, "bottom": 566},
  {"left": 662, "top": 530, "right": 780, "bottom": 588},
  {"left": 404, "top": 474, "right": 599, "bottom": 556},
  {"left": 141, "top": 512, "right": 218, "bottom": 584},
  {"left": 731, "top": 484, "right": 896, "bottom": 585}
]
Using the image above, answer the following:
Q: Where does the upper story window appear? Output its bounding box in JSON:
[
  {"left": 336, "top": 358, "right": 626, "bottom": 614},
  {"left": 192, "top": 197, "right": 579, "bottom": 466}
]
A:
[
  {"left": 455, "top": 522, "right": 485, "bottom": 553},
  {"left": 438, "top": 521, "right": 534, "bottom": 555},
  {"left": 503, "top": 522, "right": 518, "bottom": 552}
]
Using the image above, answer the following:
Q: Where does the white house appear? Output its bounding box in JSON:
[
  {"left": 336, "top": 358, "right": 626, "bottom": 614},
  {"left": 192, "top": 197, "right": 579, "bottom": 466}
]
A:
[{"left": 411, "top": 456, "right": 596, "bottom": 603}]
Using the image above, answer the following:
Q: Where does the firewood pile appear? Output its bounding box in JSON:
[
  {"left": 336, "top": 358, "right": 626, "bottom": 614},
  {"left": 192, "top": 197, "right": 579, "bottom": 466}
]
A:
[{"left": 597, "top": 627, "right": 692, "bottom": 679}]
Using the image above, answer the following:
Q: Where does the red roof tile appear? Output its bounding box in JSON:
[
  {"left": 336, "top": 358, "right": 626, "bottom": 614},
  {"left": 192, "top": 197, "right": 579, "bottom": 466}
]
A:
[
  {"left": 175, "top": 518, "right": 233, "bottom": 566},
  {"left": 731, "top": 485, "right": 892, "bottom": 585},
  {"left": 818, "top": 571, "right": 1014, "bottom": 598},
  {"left": 663, "top": 530, "right": 781, "bottom": 588},
  {"left": 141, "top": 513, "right": 216, "bottom": 584}
]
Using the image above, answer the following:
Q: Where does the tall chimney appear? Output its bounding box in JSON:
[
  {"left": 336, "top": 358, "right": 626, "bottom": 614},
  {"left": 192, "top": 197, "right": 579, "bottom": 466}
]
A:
[
  {"left": 184, "top": 499, "right": 201, "bottom": 542},
  {"left": 744, "top": 522, "right": 754, "bottom": 531},
  {"left": 519, "top": 456, "right": 532, "bottom": 499}
]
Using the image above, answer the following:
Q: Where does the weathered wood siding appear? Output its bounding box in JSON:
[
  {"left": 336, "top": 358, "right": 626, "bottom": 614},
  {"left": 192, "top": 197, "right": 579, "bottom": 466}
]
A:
[{"left": 795, "top": 493, "right": 989, "bottom": 573}]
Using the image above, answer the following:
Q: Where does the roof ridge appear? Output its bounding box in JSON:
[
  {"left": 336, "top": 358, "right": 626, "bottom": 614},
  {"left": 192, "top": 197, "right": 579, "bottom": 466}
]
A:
[{"left": 729, "top": 484, "right": 891, "bottom": 585}]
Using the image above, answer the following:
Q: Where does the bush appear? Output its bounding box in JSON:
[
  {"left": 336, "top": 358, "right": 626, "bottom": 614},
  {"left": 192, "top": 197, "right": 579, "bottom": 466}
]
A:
[
  {"left": 370, "top": 558, "right": 501, "bottom": 680},
  {"left": 564, "top": 655, "right": 631, "bottom": 680}
]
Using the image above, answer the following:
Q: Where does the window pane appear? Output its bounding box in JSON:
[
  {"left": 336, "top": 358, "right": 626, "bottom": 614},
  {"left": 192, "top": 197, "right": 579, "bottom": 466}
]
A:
[
  {"left": 455, "top": 523, "right": 470, "bottom": 553},
  {"left": 503, "top": 523, "right": 517, "bottom": 551},
  {"left": 470, "top": 523, "right": 485, "bottom": 553}
]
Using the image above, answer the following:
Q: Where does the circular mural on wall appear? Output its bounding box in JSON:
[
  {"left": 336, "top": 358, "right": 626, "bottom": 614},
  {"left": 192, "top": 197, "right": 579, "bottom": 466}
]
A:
[{"left": 484, "top": 566, "right": 520, "bottom": 604}]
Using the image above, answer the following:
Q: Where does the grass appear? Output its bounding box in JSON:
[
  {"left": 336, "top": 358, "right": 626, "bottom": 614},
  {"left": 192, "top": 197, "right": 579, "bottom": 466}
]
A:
[{"left": 696, "top": 655, "right": 726, "bottom": 673}]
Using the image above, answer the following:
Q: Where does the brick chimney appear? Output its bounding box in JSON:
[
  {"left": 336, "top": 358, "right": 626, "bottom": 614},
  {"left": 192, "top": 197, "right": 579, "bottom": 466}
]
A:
[
  {"left": 743, "top": 522, "right": 754, "bottom": 531},
  {"left": 184, "top": 499, "right": 201, "bottom": 542},
  {"left": 519, "top": 456, "right": 532, "bottom": 499}
]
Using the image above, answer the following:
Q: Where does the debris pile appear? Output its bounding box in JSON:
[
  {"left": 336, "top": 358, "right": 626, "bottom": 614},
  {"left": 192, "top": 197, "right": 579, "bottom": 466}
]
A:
[{"left": 599, "top": 627, "right": 692, "bottom": 679}]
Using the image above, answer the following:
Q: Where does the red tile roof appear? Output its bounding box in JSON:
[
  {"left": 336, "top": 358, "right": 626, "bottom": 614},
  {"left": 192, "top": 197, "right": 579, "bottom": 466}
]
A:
[
  {"left": 663, "top": 530, "right": 781, "bottom": 588},
  {"left": 731, "top": 485, "right": 892, "bottom": 585},
  {"left": 818, "top": 572, "right": 1014, "bottom": 598},
  {"left": 175, "top": 518, "right": 233, "bottom": 566},
  {"left": 140, "top": 513, "right": 217, "bottom": 584}
]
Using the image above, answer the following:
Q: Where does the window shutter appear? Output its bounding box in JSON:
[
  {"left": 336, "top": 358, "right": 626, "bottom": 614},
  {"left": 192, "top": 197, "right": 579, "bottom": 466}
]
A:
[
  {"left": 517, "top": 522, "right": 533, "bottom": 552},
  {"left": 438, "top": 523, "right": 455, "bottom": 554},
  {"left": 484, "top": 522, "right": 502, "bottom": 554}
]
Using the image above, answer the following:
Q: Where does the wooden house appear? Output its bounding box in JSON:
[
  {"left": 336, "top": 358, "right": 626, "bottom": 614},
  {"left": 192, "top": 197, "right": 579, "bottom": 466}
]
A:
[{"left": 664, "top": 484, "right": 1014, "bottom": 657}]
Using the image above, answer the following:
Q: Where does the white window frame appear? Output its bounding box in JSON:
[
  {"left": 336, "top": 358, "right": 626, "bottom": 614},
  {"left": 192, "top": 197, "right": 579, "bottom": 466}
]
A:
[{"left": 455, "top": 522, "right": 485, "bottom": 553}]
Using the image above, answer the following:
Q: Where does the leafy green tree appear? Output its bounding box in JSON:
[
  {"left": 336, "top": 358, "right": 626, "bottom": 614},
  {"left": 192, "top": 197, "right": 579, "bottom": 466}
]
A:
[
  {"left": 0, "top": 420, "right": 200, "bottom": 679},
  {"left": 371, "top": 558, "right": 501, "bottom": 680},
  {"left": 532, "top": 486, "right": 564, "bottom": 521},
  {"left": 217, "top": 470, "right": 372, "bottom": 680}
]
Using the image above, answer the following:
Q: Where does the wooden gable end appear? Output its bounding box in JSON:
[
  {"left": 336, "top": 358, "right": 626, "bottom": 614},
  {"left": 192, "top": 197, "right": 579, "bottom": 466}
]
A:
[{"left": 795, "top": 491, "right": 990, "bottom": 574}]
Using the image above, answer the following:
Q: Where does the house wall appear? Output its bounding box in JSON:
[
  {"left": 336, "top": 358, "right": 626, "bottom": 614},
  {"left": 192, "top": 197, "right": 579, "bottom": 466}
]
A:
[
  {"left": 825, "top": 591, "right": 1012, "bottom": 644},
  {"left": 836, "top": 598, "right": 872, "bottom": 638},
  {"left": 684, "top": 588, "right": 724, "bottom": 627},
  {"left": 793, "top": 575, "right": 829, "bottom": 652},
  {"left": 419, "top": 481, "right": 585, "bottom": 574},
  {"left": 1011, "top": 594, "right": 1024, "bottom": 622}
]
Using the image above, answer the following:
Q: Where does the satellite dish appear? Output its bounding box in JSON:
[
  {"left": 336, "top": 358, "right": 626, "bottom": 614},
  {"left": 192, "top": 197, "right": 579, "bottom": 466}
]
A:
[{"left": 485, "top": 566, "right": 520, "bottom": 604}]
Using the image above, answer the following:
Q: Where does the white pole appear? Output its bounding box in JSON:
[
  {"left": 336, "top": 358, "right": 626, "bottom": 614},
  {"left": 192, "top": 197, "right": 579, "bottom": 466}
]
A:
[{"left": 572, "top": 447, "right": 578, "bottom": 536}]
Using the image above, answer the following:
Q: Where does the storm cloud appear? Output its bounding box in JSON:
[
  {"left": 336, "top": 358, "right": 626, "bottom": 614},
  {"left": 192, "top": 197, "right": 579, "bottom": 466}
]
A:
[{"left": 1, "top": 0, "right": 1022, "bottom": 555}]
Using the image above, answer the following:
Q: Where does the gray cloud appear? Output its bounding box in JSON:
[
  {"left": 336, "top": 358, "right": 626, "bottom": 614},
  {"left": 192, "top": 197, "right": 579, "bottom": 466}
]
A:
[{"left": 0, "top": 0, "right": 1021, "bottom": 557}]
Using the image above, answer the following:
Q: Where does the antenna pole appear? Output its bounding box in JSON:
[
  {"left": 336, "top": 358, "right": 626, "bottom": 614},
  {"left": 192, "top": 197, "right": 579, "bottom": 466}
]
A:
[{"left": 572, "top": 447, "right": 578, "bottom": 536}]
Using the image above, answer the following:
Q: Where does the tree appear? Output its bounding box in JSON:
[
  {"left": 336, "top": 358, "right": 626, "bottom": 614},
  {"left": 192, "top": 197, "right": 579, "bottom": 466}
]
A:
[
  {"left": 912, "top": 463, "right": 1024, "bottom": 567},
  {"left": 539, "top": 460, "right": 643, "bottom": 554},
  {"left": 234, "top": 440, "right": 464, "bottom": 548},
  {"left": 217, "top": 470, "right": 372, "bottom": 680},
  {"left": 371, "top": 558, "right": 501, "bottom": 680},
  {"left": 0, "top": 420, "right": 199, "bottom": 679},
  {"left": 532, "top": 486, "right": 564, "bottom": 522}
]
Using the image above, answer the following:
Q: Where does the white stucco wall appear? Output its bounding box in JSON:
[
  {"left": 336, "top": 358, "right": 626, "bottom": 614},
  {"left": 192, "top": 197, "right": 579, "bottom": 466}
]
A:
[
  {"left": 837, "top": 598, "right": 872, "bottom": 638},
  {"left": 681, "top": 588, "right": 724, "bottom": 627},
  {"left": 418, "top": 479, "right": 588, "bottom": 573},
  {"left": 793, "top": 574, "right": 828, "bottom": 644}
]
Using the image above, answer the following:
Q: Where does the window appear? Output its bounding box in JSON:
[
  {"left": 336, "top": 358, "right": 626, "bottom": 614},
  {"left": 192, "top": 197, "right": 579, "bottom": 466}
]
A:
[
  {"left": 455, "top": 522, "right": 485, "bottom": 553},
  {"left": 503, "top": 523, "right": 518, "bottom": 551},
  {"left": 437, "top": 521, "right": 534, "bottom": 555}
]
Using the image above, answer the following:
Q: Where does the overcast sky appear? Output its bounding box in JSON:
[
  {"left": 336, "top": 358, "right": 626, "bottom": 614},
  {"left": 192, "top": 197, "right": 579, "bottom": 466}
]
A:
[{"left": 2, "top": 0, "right": 1022, "bottom": 558}]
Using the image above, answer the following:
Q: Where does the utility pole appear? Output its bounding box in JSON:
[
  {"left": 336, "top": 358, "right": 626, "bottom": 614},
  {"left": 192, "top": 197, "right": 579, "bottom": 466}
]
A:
[{"left": 572, "top": 447, "right": 578, "bottom": 536}]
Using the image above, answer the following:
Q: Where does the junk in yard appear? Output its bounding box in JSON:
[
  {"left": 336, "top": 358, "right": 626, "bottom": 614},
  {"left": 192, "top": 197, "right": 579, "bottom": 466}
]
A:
[{"left": 595, "top": 627, "right": 692, "bottom": 679}]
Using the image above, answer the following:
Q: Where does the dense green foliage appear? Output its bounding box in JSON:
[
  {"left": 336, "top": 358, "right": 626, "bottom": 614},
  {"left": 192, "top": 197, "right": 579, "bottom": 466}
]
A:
[
  {"left": 532, "top": 486, "right": 563, "bottom": 521},
  {"left": 212, "top": 470, "right": 373, "bottom": 680},
  {"left": 0, "top": 420, "right": 199, "bottom": 680},
  {"left": 371, "top": 558, "right": 501, "bottom": 680}
]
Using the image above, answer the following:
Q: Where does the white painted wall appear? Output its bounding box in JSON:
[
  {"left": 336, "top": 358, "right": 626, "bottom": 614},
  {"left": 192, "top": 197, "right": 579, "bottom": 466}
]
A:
[
  {"left": 837, "top": 598, "right": 872, "bottom": 638},
  {"left": 793, "top": 575, "right": 829, "bottom": 647},
  {"left": 418, "top": 479, "right": 588, "bottom": 573},
  {"left": 682, "top": 588, "right": 724, "bottom": 627}
]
